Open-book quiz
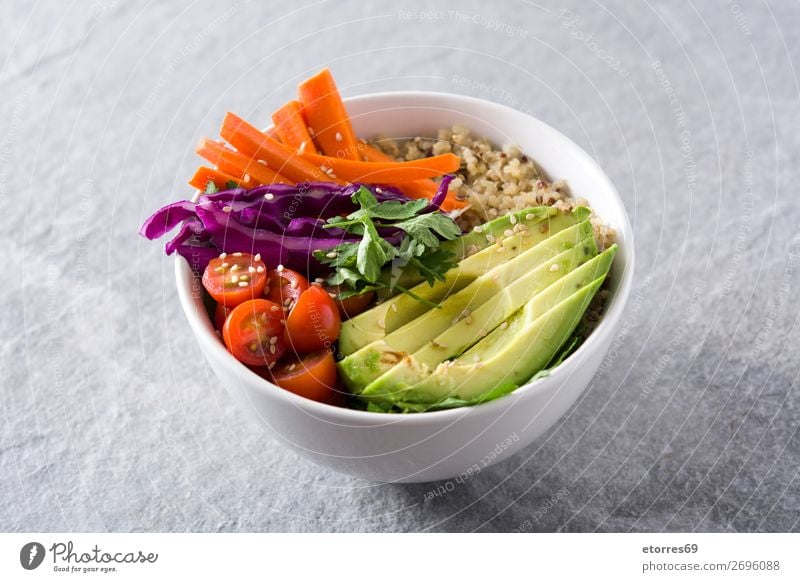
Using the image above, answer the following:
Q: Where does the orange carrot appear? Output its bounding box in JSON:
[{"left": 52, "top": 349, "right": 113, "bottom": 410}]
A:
[
  {"left": 197, "top": 138, "right": 289, "bottom": 185},
  {"left": 221, "top": 112, "right": 335, "bottom": 184},
  {"left": 300, "top": 150, "right": 461, "bottom": 183},
  {"left": 188, "top": 166, "right": 253, "bottom": 191},
  {"left": 361, "top": 143, "right": 466, "bottom": 210},
  {"left": 271, "top": 100, "right": 318, "bottom": 154},
  {"left": 298, "top": 69, "right": 360, "bottom": 160}
]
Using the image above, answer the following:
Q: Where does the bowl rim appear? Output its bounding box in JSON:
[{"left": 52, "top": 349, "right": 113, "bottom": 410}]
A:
[{"left": 175, "top": 90, "right": 635, "bottom": 424}]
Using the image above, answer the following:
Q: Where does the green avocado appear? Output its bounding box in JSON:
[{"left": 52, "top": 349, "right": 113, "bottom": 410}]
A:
[
  {"left": 338, "top": 219, "right": 596, "bottom": 392},
  {"left": 338, "top": 206, "right": 590, "bottom": 355},
  {"left": 359, "top": 239, "right": 613, "bottom": 399},
  {"left": 401, "top": 247, "right": 617, "bottom": 404},
  {"left": 375, "top": 206, "right": 563, "bottom": 299}
]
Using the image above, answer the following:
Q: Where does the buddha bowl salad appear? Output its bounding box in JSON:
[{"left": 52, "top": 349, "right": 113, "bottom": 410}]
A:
[{"left": 141, "top": 69, "right": 618, "bottom": 413}]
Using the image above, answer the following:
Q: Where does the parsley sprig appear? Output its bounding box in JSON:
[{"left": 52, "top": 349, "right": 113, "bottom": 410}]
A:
[{"left": 314, "top": 186, "right": 461, "bottom": 300}]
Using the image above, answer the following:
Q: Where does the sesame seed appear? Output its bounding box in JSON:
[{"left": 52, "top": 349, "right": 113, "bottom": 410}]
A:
[
  {"left": 335, "top": 132, "right": 343, "bottom": 142},
  {"left": 326, "top": 251, "right": 337, "bottom": 259},
  {"left": 219, "top": 252, "right": 227, "bottom": 259},
  {"left": 378, "top": 318, "right": 385, "bottom": 329},
  {"left": 288, "top": 363, "right": 297, "bottom": 371},
  {"left": 269, "top": 336, "right": 278, "bottom": 345},
  {"left": 239, "top": 275, "right": 250, "bottom": 282},
  {"left": 222, "top": 205, "right": 232, "bottom": 213},
  {"left": 231, "top": 275, "right": 239, "bottom": 283},
  {"left": 230, "top": 264, "right": 239, "bottom": 272},
  {"left": 268, "top": 362, "right": 276, "bottom": 370},
  {"left": 220, "top": 262, "right": 229, "bottom": 268},
  {"left": 328, "top": 292, "right": 337, "bottom": 299},
  {"left": 264, "top": 193, "right": 275, "bottom": 201},
  {"left": 256, "top": 265, "right": 265, "bottom": 273},
  {"left": 297, "top": 141, "right": 307, "bottom": 155},
  {"left": 486, "top": 234, "right": 495, "bottom": 243},
  {"left": 254, "top": 253, "right": 261, "bottom": 262},
  {"left": 238, "top": 281, "right": 248, "bottom": 287},
  {"left": 509, "top": 214, "right": 518, "bottom": 224},
  {"left": 314, "top": 277, "right": 325, "bottom": 284},
  {"left": 248, "top": 266, "right": 256, "bottom": 273},
  {"left": 277, "top": 264, "right": 284, "bottom": 272},
  {"left": 390, "top": 304, "right": 398, "bottom": 312},
  {"left": 257, "top": 159, "right": 268, "bottom": 166},
  {"left": 504, "top": 229, "right": 514, "bottom": 238},
  {"left": 550, "top": 263, "right": 560, "bottom": 272},
  {"left": 269, "top": 344, "right": 276, "bottom": 354},
  {"left": 525, "top": 213, "right": 535, "bottom": 221},
  {"left": 270, "top": 305, "right": 280, "bottom": 312},
  {"left": 214, "top": 266, "right": 225, "bottom": 274},
  {"left": 496, "top": 246, "right": 506, "bottom": 253},
  {"left": 500, "top": 322, "right": 509, "bottom": 330},
  {"left": 233, "top": 252, "right": 243, "bottom": 257},
  {"left": 473, "top": 225, "right": 483, "bottom": 233},
  {"left": 307, "top": 126, "right": 315, "bottom": 136}
]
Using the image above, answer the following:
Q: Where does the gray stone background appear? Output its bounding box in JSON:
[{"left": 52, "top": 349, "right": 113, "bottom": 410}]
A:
[{"left": 2, "top": 0, "right": 798, "bottom": 532}]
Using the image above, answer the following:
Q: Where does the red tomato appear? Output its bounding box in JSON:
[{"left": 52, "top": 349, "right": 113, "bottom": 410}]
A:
[
  {"left": 327, "top": 285, "right": 375, "bottom": 319},
  {"left": 269, "top": 350, "right": 338, "bottom": 402},
  {"left": 214, "top": 303, "right": 231, "bottom": 331},
  {"left": 284, "top": 285, "right": 341, "bottom": 353},
  {"left": 265, "top": 268, "right": 309, "bottom": 311},
  {"left": 222, "top": 299, "right": 286, "bottom": 366},
  {"left": 202, "top": 252, "right": 267, "bottom": 307}
]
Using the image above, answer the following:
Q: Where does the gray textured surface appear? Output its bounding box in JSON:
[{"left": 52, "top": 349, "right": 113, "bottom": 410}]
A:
[{"left": 2, "top": 0, "right": 799, "bottom": 533}]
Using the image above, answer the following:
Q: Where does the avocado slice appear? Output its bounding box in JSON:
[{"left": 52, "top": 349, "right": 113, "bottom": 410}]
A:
[
  {"left": 375, "top": 206, "right": 563, "bottom": 299},
  {"left": 338, "top": 206, "right": 590, "bottom": 355},
  {"left": 360, "top": 240, "right": 613, "bottom": 398},
  {"left": 400, "top": 247, "right": 617, "bottom": 405},
  {"left": 338, "top": 219, "right": 595, "bottom": 392}
]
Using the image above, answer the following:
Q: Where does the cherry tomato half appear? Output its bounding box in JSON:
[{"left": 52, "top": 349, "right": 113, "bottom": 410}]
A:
[
  {"left": 202, "top": 252, "right": 267, "bottom": 307},
  {"left": 222, "top": 299, "right": 286, "bottom": 366},
  {"left": 265, "top": 267, "right": 309, "bottom": 311},
  {"left": 326, "top": 285, "right": 375, "bottom": 319},
  {"left": 284, "top": 285, "right": 341, "bottom": 353},
  {"left": 214, "top": 303, "right": 231, "bottom": 331},
  {"left": 269, "top": 350, "right": 338, "bottom": 402}
]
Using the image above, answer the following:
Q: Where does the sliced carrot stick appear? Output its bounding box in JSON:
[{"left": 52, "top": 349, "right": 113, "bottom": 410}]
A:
[
  {"left": 189, "top": 166, "right": 249, "bottom": 191},
  {"left": 197, "top": 138, "right": 289, "bottom": 185},
  {"left": 272, "top": 100, "right": 318, "bottom": 154},
  {"left": 221, "top": 112, "right": 335, "bottom": 184},
  {"left": 298, "top": 69, "right": 360, "bottom": 160},
  {"left": 361, "top": 143, "right": 466, "bottom": 210},
  {"left": 300, "top": 150, "right": 461, "bottom": 183}
]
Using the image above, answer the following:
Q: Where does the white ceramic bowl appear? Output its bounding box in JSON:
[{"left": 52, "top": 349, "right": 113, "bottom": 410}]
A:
[{"left": 175, "top": 92, "right": 634, "bottom": 483}]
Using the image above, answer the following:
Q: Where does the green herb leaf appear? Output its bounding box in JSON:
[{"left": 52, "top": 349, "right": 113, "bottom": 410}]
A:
[
  {"left": 316, "top": 185, "right": 462, "bottom": 303},
  {"left": 204, "top": 181, "right": 219, "bottom": 194},
  {"left": 225, "top": 180, "right": 239, "bottom": 190}
]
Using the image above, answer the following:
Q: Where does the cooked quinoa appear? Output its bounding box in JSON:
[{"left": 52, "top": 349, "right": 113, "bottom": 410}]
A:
[{"left": 371, "top": 125, "right": 616, "bottom": 251}]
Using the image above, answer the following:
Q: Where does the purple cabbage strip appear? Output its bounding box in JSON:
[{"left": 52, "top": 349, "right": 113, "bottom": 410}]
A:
[
  {"left": 427, "top": 175, "right": 455, "bottom": 212},
  {"left": 138, "top": 200, "right": 196, "bottom": 239}
]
